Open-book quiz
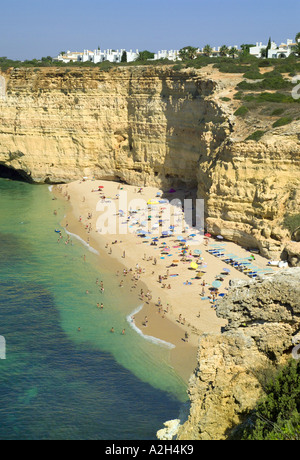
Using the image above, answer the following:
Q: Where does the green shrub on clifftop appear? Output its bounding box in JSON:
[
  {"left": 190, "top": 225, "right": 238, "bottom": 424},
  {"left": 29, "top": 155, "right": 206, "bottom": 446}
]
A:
[
  {"left": 272, "top": 116, "right": 292, "bottom": 128},
  {"left": 241, "top": 360, "right": 300, "bottom": 440},
  {"left": 246, "top": 130, "right": 265, "bottom": 141},
  {"left": 234, "top": 106, "right": 249, "bottom": 116}
]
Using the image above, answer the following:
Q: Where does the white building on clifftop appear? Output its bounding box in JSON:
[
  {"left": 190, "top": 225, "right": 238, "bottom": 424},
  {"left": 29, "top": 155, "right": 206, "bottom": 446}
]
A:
[
  {"left": 55, "top": 49, "right": 139, "bottom": 64},
  {"left": 153, "top": 50, "right": 181, "bottom": 61},
  {"left": 250, "top": 39, "right": 299, "bottom": 58}
]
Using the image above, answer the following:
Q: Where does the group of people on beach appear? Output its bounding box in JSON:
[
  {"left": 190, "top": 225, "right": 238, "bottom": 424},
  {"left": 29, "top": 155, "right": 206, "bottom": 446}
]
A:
[{"left": 57, "top": 180, "right": 209, "bottom": 345}]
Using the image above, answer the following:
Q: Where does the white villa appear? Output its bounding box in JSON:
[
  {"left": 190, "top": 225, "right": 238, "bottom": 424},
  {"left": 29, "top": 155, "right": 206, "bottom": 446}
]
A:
[
  {"left": 54, "top": 38, "right": 299, "bottom": 65},
  {"left": 153, "top": 50, "right": 181, "bottom": 61},
  {"left": 250, "top": 39, "right": 299, "bottom": 59},
  {"left": 55, "top": 49, "right": 139, "bottom": 64}
]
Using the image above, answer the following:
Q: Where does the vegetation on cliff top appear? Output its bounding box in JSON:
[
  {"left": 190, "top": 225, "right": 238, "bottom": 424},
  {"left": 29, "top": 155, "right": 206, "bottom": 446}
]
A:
[
  {"left": 1, "top": 48, "right": 300, "bottom": 137},
  {"left": 240, "top": 360, "right": 300, "bottom": 440}
]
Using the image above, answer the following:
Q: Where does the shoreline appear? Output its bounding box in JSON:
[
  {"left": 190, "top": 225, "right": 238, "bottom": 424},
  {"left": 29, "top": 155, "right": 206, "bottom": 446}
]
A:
[
  {"left": 53, "top": 183, "right": 199, "bottom": 384},
  {"left": 52, "top": 178, "right": 280, "bottom": 385},
  {"left": 126, "top": 304, "right": 176, "bottom": 350}
]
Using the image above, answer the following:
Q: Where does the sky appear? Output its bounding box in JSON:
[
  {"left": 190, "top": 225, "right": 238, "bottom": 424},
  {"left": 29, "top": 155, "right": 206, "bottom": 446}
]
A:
[{"left": 1, "top": 0, "right": 300, "bottom": 60}]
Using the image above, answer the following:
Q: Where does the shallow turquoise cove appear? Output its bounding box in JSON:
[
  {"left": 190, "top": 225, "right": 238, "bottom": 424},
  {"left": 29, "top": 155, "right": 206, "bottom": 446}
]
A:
[{"left": 0, "top": 178, "right": 187, "bottom": 440}]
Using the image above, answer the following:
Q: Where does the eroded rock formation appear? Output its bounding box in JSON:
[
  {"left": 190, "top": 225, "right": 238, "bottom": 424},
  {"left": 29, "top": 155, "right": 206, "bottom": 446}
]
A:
[{"left": 174, "top": 268, "right": 300, "bottom": 440}]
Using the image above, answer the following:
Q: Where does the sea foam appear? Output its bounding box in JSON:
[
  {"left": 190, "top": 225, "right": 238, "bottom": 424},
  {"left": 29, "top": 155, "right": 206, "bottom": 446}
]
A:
[
  {"left": 127, "top": 305, "right": 175, "bottom": 350},
  {"left": 65, "top": 229, "right": 100, "bottom": 255}
]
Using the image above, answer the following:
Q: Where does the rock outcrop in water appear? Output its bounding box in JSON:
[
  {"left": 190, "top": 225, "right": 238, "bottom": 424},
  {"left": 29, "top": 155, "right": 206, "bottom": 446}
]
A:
[
  {"left": 171, "top": 268, "right": 300, "bottom": 440},
  {"left": 0, "top": 65, "right": 299, "bottom": 261}
]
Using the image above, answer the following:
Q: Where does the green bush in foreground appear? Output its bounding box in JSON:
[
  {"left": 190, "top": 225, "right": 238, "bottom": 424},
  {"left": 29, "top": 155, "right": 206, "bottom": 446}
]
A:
[
  {"left": 241, "top": 360, "right": 300, "bottom": 440},
  {"left": 272, "top": 116, "right": 292, "bottom": 128}
]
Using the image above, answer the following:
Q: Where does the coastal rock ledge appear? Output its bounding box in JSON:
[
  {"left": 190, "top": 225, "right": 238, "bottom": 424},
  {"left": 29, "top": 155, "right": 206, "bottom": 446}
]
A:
[{"left": 158, "top": 268, "right": 300, "bottom": 441}]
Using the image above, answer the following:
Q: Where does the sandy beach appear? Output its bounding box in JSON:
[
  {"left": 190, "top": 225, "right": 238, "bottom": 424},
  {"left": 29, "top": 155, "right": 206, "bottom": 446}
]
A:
[{"left": 53, "top": 179, "right": 280, "bottom": 384}]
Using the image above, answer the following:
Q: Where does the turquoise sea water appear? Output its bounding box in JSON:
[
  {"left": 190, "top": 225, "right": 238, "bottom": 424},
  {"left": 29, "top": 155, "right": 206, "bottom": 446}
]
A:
[{"left": 0, "top": 178, "right": 187, "bottom": 440}]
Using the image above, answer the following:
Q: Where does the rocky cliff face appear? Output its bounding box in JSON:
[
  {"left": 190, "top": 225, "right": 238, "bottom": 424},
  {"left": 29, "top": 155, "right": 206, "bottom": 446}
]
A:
[
  {"left": 173, "top": 268, "right": 300, "bottom": 440},
  {"left": 0, "top": 66, "right": 299, "bottom": 261},
  {"left": 0, "top": 66, "right": 228, "bottom": 187},
  {"left": 203, "top": 128, "right": 300, "bottom": 262}
]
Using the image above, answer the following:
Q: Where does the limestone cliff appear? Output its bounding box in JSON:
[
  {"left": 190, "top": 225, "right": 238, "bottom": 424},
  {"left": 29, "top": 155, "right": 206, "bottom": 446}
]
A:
[
  {"left": 0, "top": 65, "right": 299, "bottom": 261},
  {"left": 202, "top": 128, "right": 300, "bottom": 262},
  {"left": 0, "top": 66, "right": 228, "bottom": 187},
  {"left": 169, "top": 268, "right": 300, "bottom": 440}
]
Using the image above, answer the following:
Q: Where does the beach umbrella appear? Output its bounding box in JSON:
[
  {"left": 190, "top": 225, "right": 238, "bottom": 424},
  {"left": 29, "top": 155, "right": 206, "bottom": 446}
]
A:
[
  {"left": 212, "top": 281, "right": 222, "bottom": 288},
  {"left": 205, "top": 233, "right": 211, "bottom": 237},
  {"left": 190, "top": 262, "right": 198, "bottom": 270},
  {"left": 223, "top": 268, "right": 231, "bottom": 273},
  {"left": 194, "top": 249, "right": 202, "bottom": 255},
  {"left": 217, "top": 235, "right": 224, "bottom": 240},
  {"left": 168, "top": 188, "right": 176, "bottom": 193},
  {"left": 177, "top": 236, "right": 186, "bottom": 241}
]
